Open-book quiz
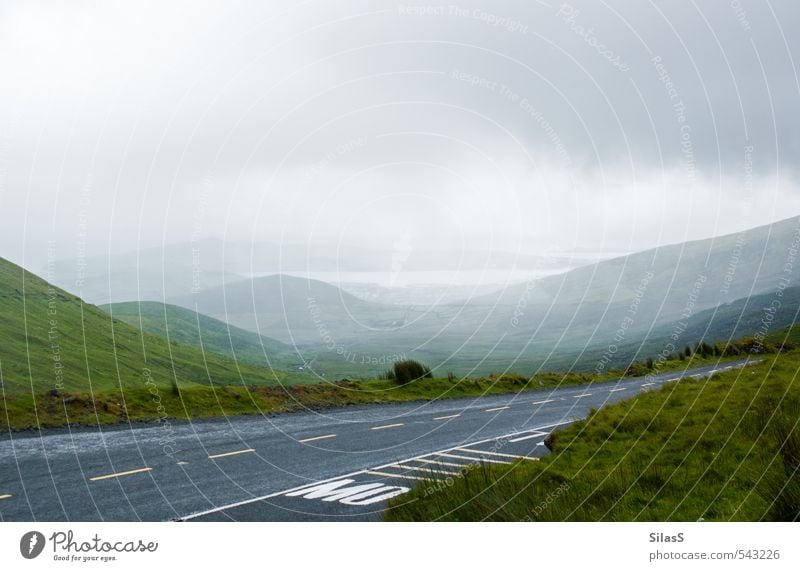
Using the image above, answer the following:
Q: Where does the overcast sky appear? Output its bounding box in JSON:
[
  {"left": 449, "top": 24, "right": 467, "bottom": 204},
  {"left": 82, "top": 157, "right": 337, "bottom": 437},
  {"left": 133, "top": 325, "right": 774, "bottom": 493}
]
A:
[{"left": 1, "top": 0, "right": 799, "bottom": 270}]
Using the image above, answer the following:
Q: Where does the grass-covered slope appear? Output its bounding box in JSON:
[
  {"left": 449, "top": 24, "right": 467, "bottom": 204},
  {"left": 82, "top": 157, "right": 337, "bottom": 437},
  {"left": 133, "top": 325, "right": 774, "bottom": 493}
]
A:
[
  {"left": 102, "top": 301, "right": 298, "bottom": 370},
  {"left": 0, "top": 256, "right": 312, "bottom": 420},
  {"left": 386, "top": 348, "right": 800, "bottom": 521}
]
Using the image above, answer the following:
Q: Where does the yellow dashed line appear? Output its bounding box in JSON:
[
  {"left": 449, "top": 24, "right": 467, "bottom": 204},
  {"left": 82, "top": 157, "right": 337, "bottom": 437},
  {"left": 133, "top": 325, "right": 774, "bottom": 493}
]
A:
[
  {"left": 89, "top": 467, "right": 152, "bottom": 482},
  {"left": 208, "top": 448, "right": 255, "bottom": 460},
  {"left": 298, "top": 434, "right": 336, "bottom": 444},
  {"left": 371, "top": 423, "right": 404, "bottom": 431},
  {"left": 485, "top": 406, "right": 510, "bottom": 412}
]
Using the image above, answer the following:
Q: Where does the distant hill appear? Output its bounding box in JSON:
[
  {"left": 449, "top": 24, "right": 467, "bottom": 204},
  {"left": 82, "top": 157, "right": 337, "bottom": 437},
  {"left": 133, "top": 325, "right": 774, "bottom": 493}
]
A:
[
  {"left": 0, "top": 256, "right": 309, "bottom": 396},
  {"left": 103, "top": 301, "right": 300, "bottom": 370},
  {"left": 149, "top": 217, "right": 800, "bottom": 376},
  {"left": 167, "top": 274, "right": 422, "bottom": 345},
  {"left": 562, "top": 286, "right": 800, "bottom": 371}
]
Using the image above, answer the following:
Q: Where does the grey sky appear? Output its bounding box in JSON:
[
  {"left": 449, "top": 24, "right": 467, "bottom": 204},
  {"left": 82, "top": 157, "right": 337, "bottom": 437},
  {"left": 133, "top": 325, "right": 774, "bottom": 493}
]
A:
[{"left": 1, "top": 0, "right": 798, "bottom": 269}]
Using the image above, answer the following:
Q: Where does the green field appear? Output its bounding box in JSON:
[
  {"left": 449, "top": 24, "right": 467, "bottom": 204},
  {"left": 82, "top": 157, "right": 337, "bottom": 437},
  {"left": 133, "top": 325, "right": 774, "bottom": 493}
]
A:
[{"left": 385, "top": 346, "right": 800, "bottom": 522}]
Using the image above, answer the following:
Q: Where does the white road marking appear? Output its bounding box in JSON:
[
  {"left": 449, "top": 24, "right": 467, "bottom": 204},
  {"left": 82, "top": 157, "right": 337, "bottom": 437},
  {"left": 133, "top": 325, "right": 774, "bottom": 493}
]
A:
[
  {"left": 208, "top": 448, "right": 255, "bottom": 460},
  {"left": 178, "top": 419, "right": 575, "bottom": 520},
  {"left": 433, "top": 414, "right": 461, "bottom": 420},
  {"left": 371, "top": 423, "right": 404, "bottom": 430},
  {"left": 641, "top": 382, "right": 655, "bottom": 387},
  {"left": 0, "top": 494, "right": 12, "bottom": 500},
  {"left": 413, "top": 458, "right": 469, "bottom": 469},
  {"left": 531, "top": 399, "right": 555, "bottom": 405},
  {"left": 366, "top": 470, "right": 429, "bottom": 481},
  {"left": 389, "top": 463, "right": 461, "bottom": 476},
  {"left": 457, "top": 447, "right": 539, "bottom": 461},
  {"left": 609, "top": 388, "right": 627, "bottom": 392},
  {"left": 177, "top": 461, "right": 189, "bottom": 466},
  {"left": 89, "top": 467, "right": 152, "bottom": 482},
  {"left": 298, "top": 434, "right": 336, "bottom": 444},
  {"left": 573, "top": 393, "right": 592, "bottom": 398},
  {"left": 509, "top": 433, "right": 541, "bottom": 443},
  {"left": 438, "top": 452, "right": 512, "bottom": 465},
  {"left": 485, "top": 406, "right": 510, "bottom": 412}
]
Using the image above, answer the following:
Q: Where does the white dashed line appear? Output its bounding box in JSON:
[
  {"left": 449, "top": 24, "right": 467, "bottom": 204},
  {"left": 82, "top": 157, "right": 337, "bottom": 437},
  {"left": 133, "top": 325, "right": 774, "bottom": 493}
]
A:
[
  {"left": 457, "top": 448, "right": 539, "bottom": 461},
  {"left": 437, "top": 452, "right": 512, "bottom": 465},
  {"left": 366, "top": 470, "right": 429, "bottom": 481},
  {"left": 433, "top": 414, "right": 461, "bottom": 420},
  {"left": 389, "top": 464, "right": 461, "bottom": 476},
  {"left": 531, "top": 399, "right": 555, "bottom": 405},
  {"left": 413, "top": 458, "right": 468, "bottom": 469}
]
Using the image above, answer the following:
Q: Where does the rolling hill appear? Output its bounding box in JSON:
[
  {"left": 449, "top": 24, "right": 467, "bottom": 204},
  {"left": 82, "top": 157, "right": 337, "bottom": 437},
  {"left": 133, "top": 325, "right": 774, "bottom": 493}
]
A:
[
  {"left": 0, "top": 256, "right": 310, "bottom": 397},
  {"left": 167, "top": 273, "right": 423, "bottom": 345},
  {"left": 102, "top": 301, "right": 301, "bottom": 370}
]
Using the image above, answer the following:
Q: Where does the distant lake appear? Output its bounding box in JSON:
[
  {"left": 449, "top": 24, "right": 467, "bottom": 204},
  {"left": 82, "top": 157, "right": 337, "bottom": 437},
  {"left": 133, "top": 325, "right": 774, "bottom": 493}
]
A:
[{"left": 248, "top": 264, "right": 608, "bottom": 288}]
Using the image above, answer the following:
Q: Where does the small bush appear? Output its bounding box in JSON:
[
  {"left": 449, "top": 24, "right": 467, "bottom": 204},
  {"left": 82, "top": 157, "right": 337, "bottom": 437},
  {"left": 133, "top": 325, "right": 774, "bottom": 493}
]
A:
[{"left": 392, "top": 359, "right": 432, "bottom": 385}]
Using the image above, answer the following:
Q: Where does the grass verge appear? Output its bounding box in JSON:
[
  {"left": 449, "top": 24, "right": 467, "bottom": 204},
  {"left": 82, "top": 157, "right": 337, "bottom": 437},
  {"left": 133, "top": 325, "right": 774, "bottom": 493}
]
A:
[
  {"left": 385, "top": 353, "right": 800, "bottom": 522},
  {"left": 1, "top": 352, "right": 735, "bottom": 431}
]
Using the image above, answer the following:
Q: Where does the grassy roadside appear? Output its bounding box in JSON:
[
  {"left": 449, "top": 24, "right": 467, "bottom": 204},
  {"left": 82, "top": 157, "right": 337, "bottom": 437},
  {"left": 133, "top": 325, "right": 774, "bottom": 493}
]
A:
[
  {"left": 385, "top": 352, "right": 800, "bottom": 521},
  {"left": 1, "top": 351, "right": 739, "bottom": 431}
]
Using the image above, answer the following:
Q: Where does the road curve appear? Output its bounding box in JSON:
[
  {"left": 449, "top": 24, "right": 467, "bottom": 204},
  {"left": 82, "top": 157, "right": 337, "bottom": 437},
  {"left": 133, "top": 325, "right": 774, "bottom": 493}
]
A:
[{"left": 0, "top": 360, "right": 752, "bottom": 522}]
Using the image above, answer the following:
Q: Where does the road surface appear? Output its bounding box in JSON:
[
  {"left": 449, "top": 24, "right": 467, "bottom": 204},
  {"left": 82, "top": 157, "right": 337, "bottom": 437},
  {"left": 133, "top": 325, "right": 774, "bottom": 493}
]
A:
[{"left": 0, "top": 360, "right": 752, "bottom": 521}]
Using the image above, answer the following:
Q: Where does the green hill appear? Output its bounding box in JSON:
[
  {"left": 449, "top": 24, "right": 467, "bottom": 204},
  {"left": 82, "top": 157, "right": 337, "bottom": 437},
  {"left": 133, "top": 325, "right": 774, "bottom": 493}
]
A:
[
  {"left": 0, "top": 256, "right": 310, "bottom": 398},
  {"left": 167, "top": 273, "right": 420, "bottom": 344},
  {"left": 102, "top": 301, "right": 301, "bottom": 370}
]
